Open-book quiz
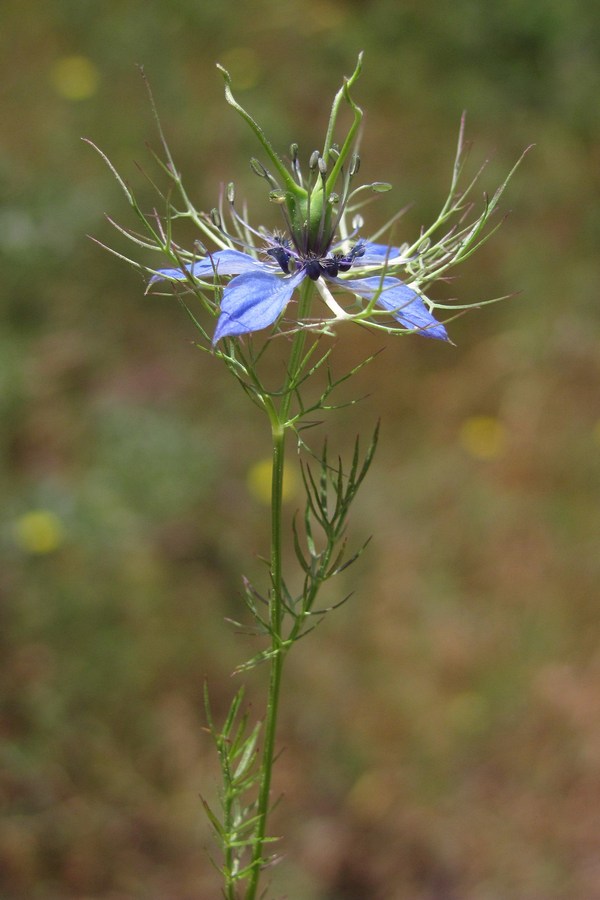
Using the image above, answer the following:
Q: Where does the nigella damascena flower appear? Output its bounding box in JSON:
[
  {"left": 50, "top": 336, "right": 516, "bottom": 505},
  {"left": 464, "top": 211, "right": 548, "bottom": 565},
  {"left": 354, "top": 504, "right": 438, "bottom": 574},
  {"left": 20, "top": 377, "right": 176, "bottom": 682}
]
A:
[{"left": 150, "top": 57, "right": 448, "bottom": 346}]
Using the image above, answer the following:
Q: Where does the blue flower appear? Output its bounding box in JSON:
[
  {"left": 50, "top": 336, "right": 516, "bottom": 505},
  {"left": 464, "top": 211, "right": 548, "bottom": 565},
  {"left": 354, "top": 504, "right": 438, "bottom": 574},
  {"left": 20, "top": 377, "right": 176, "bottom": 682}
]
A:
[
  {"left": 151, "top": 236, "right": 448, "bottom": 345},
  {"left": 148, "top": 59, "right": 451, "bottom": 347}
]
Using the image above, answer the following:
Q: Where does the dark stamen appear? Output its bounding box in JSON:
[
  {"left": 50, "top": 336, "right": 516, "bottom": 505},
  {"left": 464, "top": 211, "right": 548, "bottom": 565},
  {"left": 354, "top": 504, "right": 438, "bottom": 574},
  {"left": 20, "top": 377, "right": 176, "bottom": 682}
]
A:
[
  {"left": 304, "top": 257, "right": 323, "bottom": 280},
  {"left": 267, "top": 243, "right": 294, "bottom": 273}
]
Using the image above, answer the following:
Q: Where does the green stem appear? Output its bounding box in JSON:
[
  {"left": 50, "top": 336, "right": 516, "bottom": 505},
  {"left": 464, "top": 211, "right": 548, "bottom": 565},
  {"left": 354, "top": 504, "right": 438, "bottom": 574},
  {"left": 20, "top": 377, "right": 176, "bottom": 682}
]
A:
[{"left": 245, "top": 279, "right": 314, "bottom": 899}]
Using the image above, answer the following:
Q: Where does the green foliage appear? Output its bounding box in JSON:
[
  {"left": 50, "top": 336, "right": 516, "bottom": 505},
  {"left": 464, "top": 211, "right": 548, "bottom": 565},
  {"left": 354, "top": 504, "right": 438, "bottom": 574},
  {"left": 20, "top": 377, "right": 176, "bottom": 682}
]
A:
[{"left": 203, "top": 686, "right": 272, "bottom": 898}]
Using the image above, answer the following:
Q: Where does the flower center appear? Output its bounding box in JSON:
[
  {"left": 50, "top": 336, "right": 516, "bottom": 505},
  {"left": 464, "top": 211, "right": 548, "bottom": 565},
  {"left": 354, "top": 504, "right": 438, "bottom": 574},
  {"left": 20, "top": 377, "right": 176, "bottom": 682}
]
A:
[{"left": 266, "top": 238, "right": 366, "bottom": 281}]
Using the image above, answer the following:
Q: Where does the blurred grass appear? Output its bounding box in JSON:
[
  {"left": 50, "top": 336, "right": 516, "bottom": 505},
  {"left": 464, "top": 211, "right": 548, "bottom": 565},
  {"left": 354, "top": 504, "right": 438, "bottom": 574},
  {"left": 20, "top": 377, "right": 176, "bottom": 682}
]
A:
[{"left": 1, "top": 1, "right": 600, "bottom": 897}]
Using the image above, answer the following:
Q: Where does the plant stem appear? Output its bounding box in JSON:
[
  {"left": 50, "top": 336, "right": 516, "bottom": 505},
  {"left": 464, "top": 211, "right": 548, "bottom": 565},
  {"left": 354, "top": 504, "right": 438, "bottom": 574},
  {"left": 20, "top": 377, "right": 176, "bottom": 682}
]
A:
[
  {"left": 245, "top": 280, "right": 314, "bottom": 899},
  {"left": 244, "top": 426, "right": 285, "bottom": 899}
]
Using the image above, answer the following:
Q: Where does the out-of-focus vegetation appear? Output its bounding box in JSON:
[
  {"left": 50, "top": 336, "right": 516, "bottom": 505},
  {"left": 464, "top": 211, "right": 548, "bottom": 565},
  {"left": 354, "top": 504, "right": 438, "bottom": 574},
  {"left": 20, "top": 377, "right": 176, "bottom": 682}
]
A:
[{"left": 2, "top": 1, "right": 599, "bottom": 897}]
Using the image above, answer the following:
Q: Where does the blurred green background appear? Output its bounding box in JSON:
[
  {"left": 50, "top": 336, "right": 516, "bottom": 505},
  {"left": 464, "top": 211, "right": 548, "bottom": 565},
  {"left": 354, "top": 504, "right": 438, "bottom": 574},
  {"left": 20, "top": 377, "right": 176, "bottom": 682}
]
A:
[{"left": 2, "top": 1, "right": 600, "bottom": 897}]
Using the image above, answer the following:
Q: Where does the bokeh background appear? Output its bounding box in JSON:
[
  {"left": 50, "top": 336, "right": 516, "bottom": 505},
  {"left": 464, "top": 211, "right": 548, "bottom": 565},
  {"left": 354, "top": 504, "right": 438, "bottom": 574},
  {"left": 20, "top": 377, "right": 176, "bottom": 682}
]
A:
[{"left": 2, "top": 1, "right": 600, "bottom": 897}]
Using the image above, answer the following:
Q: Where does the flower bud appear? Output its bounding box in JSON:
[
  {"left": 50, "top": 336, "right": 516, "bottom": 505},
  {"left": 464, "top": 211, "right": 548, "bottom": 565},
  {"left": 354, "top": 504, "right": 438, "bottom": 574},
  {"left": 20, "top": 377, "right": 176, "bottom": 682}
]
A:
[
  {"left": 309, "top": 150, "right": 320, "bottom": 170},
  {"left": 371, "top": 182, "right": 392, "bottom": 193},
  {"left": 227, "top": 182, "right": 235, "bottom": 203}
]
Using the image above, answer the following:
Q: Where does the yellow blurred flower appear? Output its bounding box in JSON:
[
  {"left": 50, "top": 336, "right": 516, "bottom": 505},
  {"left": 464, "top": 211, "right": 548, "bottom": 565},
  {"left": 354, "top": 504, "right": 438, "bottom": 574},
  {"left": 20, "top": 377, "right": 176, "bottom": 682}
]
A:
[
  {"left": 50, "top": 55, "right": 100, "bottom": 101},
  {"left": 13, "top": 510, "right": 65, "bottom": 555},
  {"left": 459, "top": 415, "right": 506, "bottom": 460},
  {"left": 247, "top": 458, "right": 298, "bottom": 505}
]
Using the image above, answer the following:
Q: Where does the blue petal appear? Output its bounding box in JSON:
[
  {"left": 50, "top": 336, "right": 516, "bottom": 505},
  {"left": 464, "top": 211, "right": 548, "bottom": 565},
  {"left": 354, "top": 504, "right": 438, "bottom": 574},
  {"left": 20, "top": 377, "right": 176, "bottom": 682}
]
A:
[
  {"left": 149, "top": 249, "right": 265, "bottom": 284},
  {"left": 358, "top": 241, "right": 403, "bottom": 266},
  {"left": 336, "top": 275, "right": 449, "bottom": 341},
  {"left": 213, "top": 269, "right": 306, "bottom": 343}
]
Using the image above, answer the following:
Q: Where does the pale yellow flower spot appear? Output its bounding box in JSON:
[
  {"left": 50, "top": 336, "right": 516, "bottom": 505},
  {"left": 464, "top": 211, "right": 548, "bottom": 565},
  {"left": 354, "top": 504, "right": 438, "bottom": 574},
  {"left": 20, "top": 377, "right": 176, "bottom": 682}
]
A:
[
  {"left": 14, "top": 510, "right": 65, "bottom": 555},
  {"left": 51, "top": 55, "right": 100, "bottom": 101},
  {"left": 247, "top": 458, "right": 298, "bottom": 505},
  {"left": 459, "top": 415, "right": 506, "bottom": 460}
]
